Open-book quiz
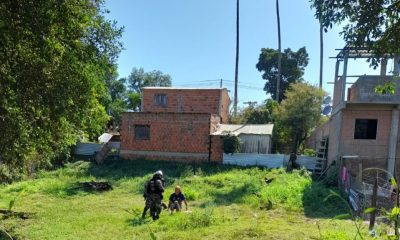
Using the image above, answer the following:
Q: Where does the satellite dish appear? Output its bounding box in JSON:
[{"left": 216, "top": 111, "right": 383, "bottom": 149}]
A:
[
  {"left": 323, "top": 96, "right": 332, "bottom": 105},
  {"left": 322, "top": 105, "right": 332, "bottom": 115}
]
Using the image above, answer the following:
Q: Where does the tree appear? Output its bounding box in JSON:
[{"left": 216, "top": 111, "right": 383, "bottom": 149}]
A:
[
  {"left": 127, "top": 92, "right": 141, "bottom": 112},
  {"left": 104, "top": 77, "right": 128, "bottom": 127},
  {"left": 310, "top": 0, "right": 400, "bottom": 67},
  {"left": 274, "top": 82, "right": 325, "bottom": 154},
  {"left": 228, "top": 99, "right": 276, "bottom": 124},
  {"left": 127, "top": 68, "right": 172, "bottom": 93},
  {"left": 0, "top": 0, "right": 123, "bottom": 181},
  {"left": 256, "top": 47, "right": 309, "bottom": 101},
  {"left": 126, "top": 68, "right": 172, "bottom": 111}
]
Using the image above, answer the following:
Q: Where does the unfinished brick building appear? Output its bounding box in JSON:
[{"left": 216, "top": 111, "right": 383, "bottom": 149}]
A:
[
  {"left": 120, "top": 87, "right": 229, "bottom": 162},
  {"left": 306, "top": 46, "right": 400, "bottom": 178}
]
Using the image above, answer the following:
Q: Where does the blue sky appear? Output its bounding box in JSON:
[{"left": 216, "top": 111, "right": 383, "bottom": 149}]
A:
[{"left": 104, "top": 0, "right": 381, "bottom": 107}]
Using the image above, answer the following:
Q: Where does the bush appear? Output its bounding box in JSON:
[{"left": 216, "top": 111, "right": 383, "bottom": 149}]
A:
[
  {"left": 222, "top": 134, "right": 241, "bottom": 154},
  {"left": 322, "top": 163, "right": 339, "bottom": 187},
  {"left": 182, "top": 207, "right": 215, "bottom": 229},
  {"left": 303, "top": 148, "right": 316, "bottom": 157},
  {"left": 0, "top": 164, "right": 22, "bottom": 183}
]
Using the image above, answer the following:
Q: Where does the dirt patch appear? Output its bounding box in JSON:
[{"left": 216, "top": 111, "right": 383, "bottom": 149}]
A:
[
  {"left": 0, "top": 209, "right": 32, "bottom": 220},
  {"left": 78, "top": 181, "right": 113, "bottom": 192}
]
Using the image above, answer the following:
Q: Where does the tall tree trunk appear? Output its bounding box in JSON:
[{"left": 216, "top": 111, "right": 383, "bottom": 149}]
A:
[
  {"left": 234, "top": 0, "right": 239, "bottom": 116},
  {"left": 276, "top": 0, "right": 282, "bottom": 102},
  {"left": 319, "top": 23, "right": 323, "bottom": 89}
]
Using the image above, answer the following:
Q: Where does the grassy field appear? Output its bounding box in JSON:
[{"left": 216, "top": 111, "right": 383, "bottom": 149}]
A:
[{"left": 0, "top": 159, "right": 372, "bottom": 239}]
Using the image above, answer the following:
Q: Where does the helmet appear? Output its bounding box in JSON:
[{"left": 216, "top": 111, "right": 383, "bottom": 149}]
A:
[{"left": 154, "top": 170, "right": 163, "bottom": 179}]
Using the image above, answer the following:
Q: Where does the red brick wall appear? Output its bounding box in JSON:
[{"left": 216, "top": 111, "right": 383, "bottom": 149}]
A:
[
  {"left": 210, "top": 114, "right": 221, "bottom": 133},
  {"left": 210, "top": 135, "right": 223, "bottom": 163},
  {"left": 120, "top": 112, "right": 213, "bottom": 162},
  {"left": 220, "top": 90, "right": 230, "bottom": 123},
  {"left": 340, "top": 108, "right": 392, "bottom": 159},
  {"left": 142, "top": 88, "right": 229, "bottom": 122}
]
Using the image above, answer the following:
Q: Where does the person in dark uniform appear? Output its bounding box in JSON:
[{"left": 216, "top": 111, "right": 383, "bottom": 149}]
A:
[
  {"left": 142, "top": 170, "right": 165, "bottom": 220},
  {"left": 168, "top": 185, "right": 188, "bottom": 213}
]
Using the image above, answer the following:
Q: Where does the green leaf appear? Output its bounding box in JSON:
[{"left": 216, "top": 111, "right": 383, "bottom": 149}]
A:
[
  {"left": 150, "top": 232, "right": 157, "bottom": 240},
  {"left": 364, "top": 208, "right": 375, "bottom": 214},
  {"left": 333, "top": 213, "right": 351, "bottom": 219},
  {"left": 390, "top": 177, "right": 398, "bottom": 189},
  {"left": 391, "top": 207, "right": 399, "bottom": 216},
  {"left": 8, "top": 199, "right": 15, "bottom": 211}
]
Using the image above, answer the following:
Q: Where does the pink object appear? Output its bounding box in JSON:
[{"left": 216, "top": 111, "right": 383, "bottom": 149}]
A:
[{"left": 341, "top": 166, "right": 348, "bottom": 182}]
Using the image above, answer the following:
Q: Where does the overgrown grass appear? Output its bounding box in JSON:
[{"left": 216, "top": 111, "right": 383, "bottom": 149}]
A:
[{"left": 0, "top": 159, "right": 372, "bottom": 239}]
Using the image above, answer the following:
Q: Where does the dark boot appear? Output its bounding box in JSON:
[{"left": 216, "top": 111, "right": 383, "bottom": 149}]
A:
[
  {"left": 162, "top": 202, "right": 168, "bottom": 209},
  {"left": 142, "top": 206, "right": 149, "bottom": 219}
]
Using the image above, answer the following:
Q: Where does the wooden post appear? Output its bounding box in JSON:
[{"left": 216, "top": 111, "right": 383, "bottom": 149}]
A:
[
  {"left": 369, "top": 176, "right": 378, "bottom": 230},
  {"left": 396, "top": 180, "right": 400, "bottom": 237}
]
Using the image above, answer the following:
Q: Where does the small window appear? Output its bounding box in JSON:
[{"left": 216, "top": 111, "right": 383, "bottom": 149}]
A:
[
  {"left": 354, "top": 119, "right": 377, "bottom": 139},
  {"left": 154, "top": 94, "right": 167, "bottom": 107},
  {"left": 135, "top": 125, "right": 150, "bottom": 140}
]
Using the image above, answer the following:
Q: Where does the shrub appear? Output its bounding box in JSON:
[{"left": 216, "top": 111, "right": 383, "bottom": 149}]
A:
[
  {"left": 303, "top": 148, "right": 317, "bottom": 157},
  {"left": 222, "top": 133, "right": 241, "bottom": 154},
  {"left": 322, "top": 163, "right": 339, "bottom": 187},
  {"left": 182, "top": 207, "right": 215, "bottom": 229}
]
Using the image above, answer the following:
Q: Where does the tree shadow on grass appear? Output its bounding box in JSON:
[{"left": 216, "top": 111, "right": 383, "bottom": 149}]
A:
[
  {"left": 199, "top": 183, "right": 254, "bottom": 207},
  {"left": 126, "top": 217, "right": 150, "bottom": 227},
  {"left": 302, "top": 181, "right": 348, "bottom": 218},
  {"left": 86, "top": 158, "right": 251, "bottom": 181}
]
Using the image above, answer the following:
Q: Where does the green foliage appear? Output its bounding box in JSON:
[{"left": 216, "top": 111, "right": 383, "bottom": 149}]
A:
[
  {"left": 243, "top": 106, "right": 272, "bottom": 124},
  {"left": 256, "top": 47, "right": 309, "bottom": 101},
  {"left": 274, "top": 82, "right": 325, "bottom": 153},
  {"left": 310, "top": 0, "right": 400, "bottom": 67},
  {"left": 127, "top": 67, "right": 172, "bottom": 93},
  {"left": 321, "top": 164, "right": 339, "bottom": 187},
  {"left": 375, "top": 81, "right": 397, "bottom": 95},
  {"left": 127, "top": 92, "right": 142, "bottom": 111},
  {"left": 103, "top": 76, "right": 129, "bottom": 126},
  {"left": 0, "top": 159, "right": 361, "bottom": 239},
  {"left": 7, "top": 188, "right": 25, "bottom": 212},
  {"left": 0, "top": 0, "right": 123, "bottom": 180},
  {"left": 222, "top": 134, "right": 241, "bottom": 154},
  {"left": 229, "top": 99, "right": 277, "bottom": 124},
  {"left": 303, "top": 148, "right": 317, "bottom": 157},
  {"left": 0, "top": 164, "right": 22, "bottom": 183}
]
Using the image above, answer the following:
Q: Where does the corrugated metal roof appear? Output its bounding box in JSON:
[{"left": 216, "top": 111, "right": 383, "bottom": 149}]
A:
[
  {"left": 74, "top": 143, "right": 102, "bottom": 155},
  {"left": 98, "top": 133, "right": 113, "bottom": 143},
  {"left": 211, "top": 124, "right": 274, "bottom": 136}
]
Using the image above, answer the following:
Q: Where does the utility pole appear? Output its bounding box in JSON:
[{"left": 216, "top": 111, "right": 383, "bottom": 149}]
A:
[
  {"left": 319, "top": 23, "right": 323, "bottom": 89},
  {"left": 234, "top": 0, "right": 239, "bottom": 116},
  {"left": 276, "top": 0, "right": 282, "bottom": 102},
  {"left": 220, "top": 78, "right": 223, "bottom": 88},
  {"left": 243, "top": 101, "right": 257, "bottom": 108}
]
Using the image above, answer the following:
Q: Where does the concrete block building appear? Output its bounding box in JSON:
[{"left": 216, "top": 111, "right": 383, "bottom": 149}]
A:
[
  {"left": 120, "top": 87, "right": 229, "bottom": 163},
  {"left": 306, "top": 46, "right": 400, "bottom": 177}
]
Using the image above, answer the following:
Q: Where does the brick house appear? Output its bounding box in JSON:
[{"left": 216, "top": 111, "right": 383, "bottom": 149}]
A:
[
  {"left": 120, "top": 87, "right": 230, "bottom": 162},
  {"left": 306, "top": 46, "right": 400, "bottom": 177}
]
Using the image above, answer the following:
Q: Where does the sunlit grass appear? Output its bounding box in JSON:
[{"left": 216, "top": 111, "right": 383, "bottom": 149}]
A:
[{"left": 0, "top": 159, "right": 371, "bottom": 239}]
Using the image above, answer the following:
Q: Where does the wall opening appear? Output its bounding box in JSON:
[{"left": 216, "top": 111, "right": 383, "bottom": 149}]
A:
[
  {"left": 354, "top": 119, "right": 378, "bottom": 139},
  {"left": 135, "top": 125, "right": 150, "bottom": 140},
  {"left": 154, "top": 94, "right": 167, "bottom": 107}
]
